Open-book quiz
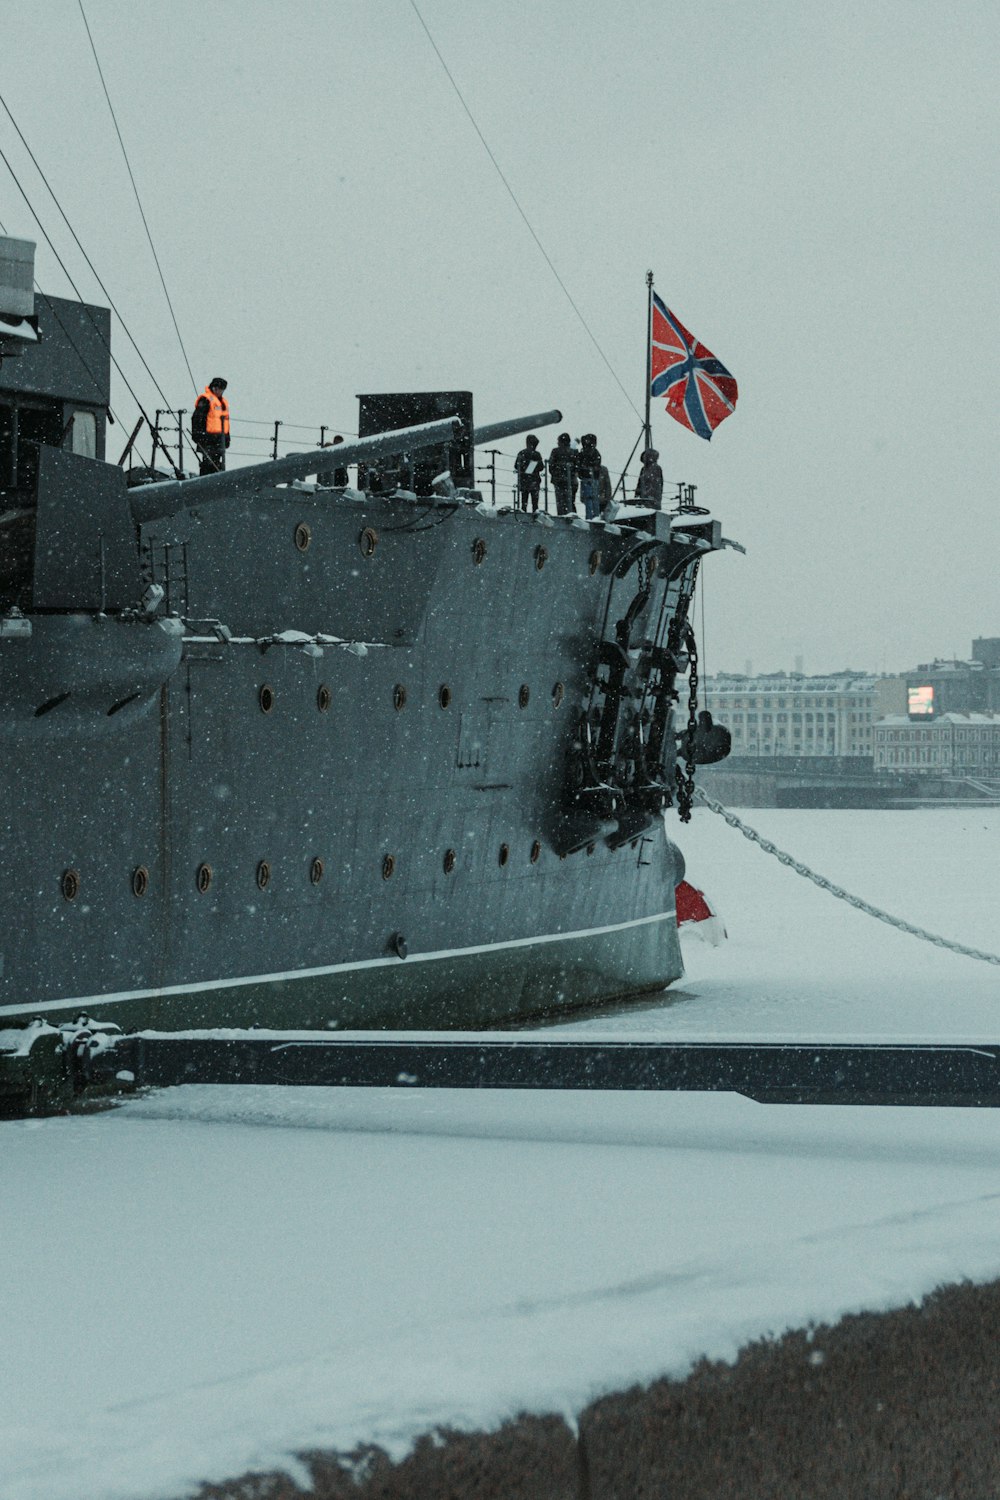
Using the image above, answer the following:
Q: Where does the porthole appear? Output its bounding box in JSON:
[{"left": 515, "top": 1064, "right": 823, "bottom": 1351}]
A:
[
  {"left": 359, "top": 527, "right": 379, "bottom": 557},
  {"left": 443, "top": 848, "right": 457, "bottom": 874},
  {"left": 588, "top": 549, "right": 602, "bottom": 575},
  {"left": 393, "top": 683, "right": 407, "bottom": 711},
  {"left": 498, "top": 843, "right": 510, "bottom": 867},
  {"left": 195, "top": 863, "right": 213, "bottom": 894},
  {"left": 294, "top": 522, "right": 311, "bottom": 552},
  {"left": 534, "top": 545, "right": 548, "bottom": 571},
  {"left": 317, "top": 684, "right": 332, "bottom": 712},
  {"left": 472, "top": 537, "right": 487, "bottom": 565},
  {"left": 61, "top": 868, "right": 80, "bottom": 902},
  {"left": 382, "top": 853, "right": 396, "bottom": 880},
  {"left": 310, "top": 857, "right": 324, "bottom": 885},
  {"left": 108, "top": 692, "right": 141, "bottom": 717},
  {"left": 259, "top": 683, "right": 275, "bottom": 714},
  {"left": 518, "top": 684, "right": 530, "bottom": 709},
  {"left": 35, "top": 691, "right": 71, "bottom": 718},
  {"left": 530, "top": 840, "right": 542, "bottom": 864},
  {"left": 256, "top": 860, "right": 271, "bottom": 891},
  {"left": 552, "top": 681, "right": 565, "bottom": 708},
  {"left": 438, "top": 684, "right": 452, "bottom": 709},
  {"left": 131, "top": 865, "right": 149, "bottom": 898}
]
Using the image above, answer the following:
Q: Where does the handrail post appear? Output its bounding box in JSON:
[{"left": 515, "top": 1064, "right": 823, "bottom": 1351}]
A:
[{"left": 485, "top": 447, "right": 500, "bottom": 507}]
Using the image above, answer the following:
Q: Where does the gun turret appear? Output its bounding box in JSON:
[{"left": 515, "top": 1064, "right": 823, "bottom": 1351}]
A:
[
  {"left": 354, "top": 394, "right": 562, "bottom": 494},
  {"left": 129, "top": 416, "right": 462, "bottom": 524}
]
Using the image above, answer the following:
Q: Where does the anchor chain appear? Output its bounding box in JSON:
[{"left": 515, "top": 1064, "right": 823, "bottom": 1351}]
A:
[
  {"left": 694, "top": 788, "right": 1000, "bottom": 968},
  {"left": 675, "top": 621, "right": 699, "bottom": 822}
]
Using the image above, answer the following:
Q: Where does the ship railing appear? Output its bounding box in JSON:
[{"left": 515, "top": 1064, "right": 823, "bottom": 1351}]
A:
[
  {"left": 119, "top": 411, "right": 364, "bottom": 476},
  {"left": 474, "top": 452, "right": 706, "bottom": 517},
  {"left": 120, "top": 407, "right": 703, "bottom": 525}
]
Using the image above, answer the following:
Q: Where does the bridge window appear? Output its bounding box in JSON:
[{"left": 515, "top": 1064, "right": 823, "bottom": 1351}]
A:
[{"left": 70, "top": 409, "right": 97, "bottom": 459}]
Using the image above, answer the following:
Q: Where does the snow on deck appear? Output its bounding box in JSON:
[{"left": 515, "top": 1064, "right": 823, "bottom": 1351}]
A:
[{"left": 3, "top": 807, "right": 1000, "bottom": 1500}]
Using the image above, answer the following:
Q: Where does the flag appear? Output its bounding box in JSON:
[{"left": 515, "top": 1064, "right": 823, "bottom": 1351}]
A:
[
  {"left": 675, "top": 879, "right": 727, "bottom": 945},
  {"left": 650, "top": 292, "right": 738, "bottom": 440}
]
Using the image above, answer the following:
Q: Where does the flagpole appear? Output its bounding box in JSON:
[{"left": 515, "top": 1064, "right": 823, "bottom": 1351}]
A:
[{"left": 644, "top": 269, "right": 654, "bottom": 456}]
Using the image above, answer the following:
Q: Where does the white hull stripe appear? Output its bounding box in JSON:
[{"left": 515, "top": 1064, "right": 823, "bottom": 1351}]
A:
[{"left": 0, "top": 909, "right": 676, "bottom": 1019}]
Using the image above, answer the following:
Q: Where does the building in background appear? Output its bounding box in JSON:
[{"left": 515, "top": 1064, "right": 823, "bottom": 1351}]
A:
[
  {"left": 873, "top": 713, "right": 1000, "bottom": 781},
  {"left": 701, "top": 642, "right": 1000, "bottom": 806},
  {"left": 875, "top": 639, "right": 1000, "bottom": 719},
  {"left": 702, "top": 672, "right": 876, "bottom": 760}
]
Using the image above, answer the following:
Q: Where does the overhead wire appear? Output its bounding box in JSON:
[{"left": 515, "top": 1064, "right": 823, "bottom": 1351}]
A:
[
  {"left": 407, "top": 0, "right": 643, "bottom": 425},
  {"left": 0, "top": 92, "right": 175, "bottom": 416},
  {"left": 76, "top": 0, "right": 197, "bottom": 397},
  {"left": 232, "top": 418, "right": 359, "bottom": 435},
  {"left": 0, "top": 210, "right": 123, "bottom": 428},
  {"left": 5, "top": 11, "right": 648, "bottom": 478},
  {"left": 0, "top": 141, "right": 166, "bottom": 439}
]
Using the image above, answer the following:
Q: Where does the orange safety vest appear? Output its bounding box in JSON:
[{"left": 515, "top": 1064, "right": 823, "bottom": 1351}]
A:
[{"left": 201, "top": 387, "right": 230, "bottom": 436}]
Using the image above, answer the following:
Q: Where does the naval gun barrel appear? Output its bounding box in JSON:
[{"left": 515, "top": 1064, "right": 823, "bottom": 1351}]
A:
[
  {"left": 129, "top": 416, "right": 462, "bottom": 524},
  {"left": 472, "top": 409, "right": 562, "bottom": 448}
]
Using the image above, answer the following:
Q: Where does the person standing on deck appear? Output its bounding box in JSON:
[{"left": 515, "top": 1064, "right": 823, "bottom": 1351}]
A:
[
  {"left": 598, "top": 462, "right": 613, "bottom": 517},
  {"left": 635, "top": 448, "right": 664, "bottom": 507},
  {"left": 318, "top": 433, "right": 350, "bottom": 488},
  {"left": 548, "top": 432, "right": 577, "bottom": 516},
  {"left": 191, "top": 377, "right": 231, "bottom": 475},
  {"left": 577, "top": 433, "right": 602, "bottom": 520},
  {"left": 330, "top": 434, "right": 350, "bottom": 487},
  {"left": 514, "top": 434, "right": 544, "bottom": 512}
]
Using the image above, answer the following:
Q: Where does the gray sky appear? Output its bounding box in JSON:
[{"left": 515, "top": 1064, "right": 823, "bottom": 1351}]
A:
[{"left": 3, "top": 0, "right": 997, "bottom": 675}]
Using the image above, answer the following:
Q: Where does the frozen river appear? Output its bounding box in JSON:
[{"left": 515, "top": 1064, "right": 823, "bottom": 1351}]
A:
[{"left": 4, "top": 806, "right": 1000, "bottom": 1500}]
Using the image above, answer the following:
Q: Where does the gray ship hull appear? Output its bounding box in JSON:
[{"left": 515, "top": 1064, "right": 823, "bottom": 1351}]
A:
[{"left": 1, "top": 486, "right": 702, "bottom": 1033}]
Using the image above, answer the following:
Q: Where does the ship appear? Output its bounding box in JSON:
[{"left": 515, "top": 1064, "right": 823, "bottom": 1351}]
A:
[{"left": 0, "top": 233, "right": 732, "bottom": 1093}]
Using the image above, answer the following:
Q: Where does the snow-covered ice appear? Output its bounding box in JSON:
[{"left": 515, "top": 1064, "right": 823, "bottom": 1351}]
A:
[{"left": 3, "top": 806, "right": 1000, "bottom": 1500}]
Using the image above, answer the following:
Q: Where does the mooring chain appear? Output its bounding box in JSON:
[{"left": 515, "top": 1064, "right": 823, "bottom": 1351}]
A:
[
  {"left": 675, "top": 621, "right": 699, "bottom": 822},
  {"left": 694, "top": 788, "right": 1000, "bottom": 969}
]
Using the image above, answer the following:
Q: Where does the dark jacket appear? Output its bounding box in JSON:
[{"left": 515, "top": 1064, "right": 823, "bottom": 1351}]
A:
[
  {"left": 576, "top": 440, "right": 602, "bottom": 480},
  {"left": 635, "top": 450, "right": 664, "bottom": 506},
  {"left": 548, "top": 442, "right": 577, "bottom": 485},
  {"left": 515, "top": 446, "right": 544, "bottom": 484}
]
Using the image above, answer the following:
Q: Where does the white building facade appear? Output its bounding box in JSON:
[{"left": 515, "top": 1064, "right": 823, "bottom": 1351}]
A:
[
  {"left": 873, "top": 713, "right": 1000, "bottom": 778},
  {"left": 702, "top": 674, "right": 877, "bottom": 758}
]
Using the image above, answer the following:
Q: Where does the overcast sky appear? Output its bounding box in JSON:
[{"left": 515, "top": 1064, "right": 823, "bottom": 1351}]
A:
[{"left": 3, "top": 1, "right": 997, "bottom": 675}]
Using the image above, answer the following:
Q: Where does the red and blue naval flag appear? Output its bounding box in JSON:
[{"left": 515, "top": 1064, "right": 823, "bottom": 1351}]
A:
[{"left": 650, "top": 292, "right": 738, "bottom": 440}]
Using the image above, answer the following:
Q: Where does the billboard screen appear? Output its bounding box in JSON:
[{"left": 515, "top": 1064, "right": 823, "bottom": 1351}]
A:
[{"left": 908, "top": 684, "right": 935, "bottom": 718}]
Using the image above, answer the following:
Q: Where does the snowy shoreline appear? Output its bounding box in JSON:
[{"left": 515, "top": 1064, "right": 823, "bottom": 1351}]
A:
[
  {"left": 192, "top": 1277, "right": 1000, "bottom": 1499},
  {"left": 4, "top": 808, "right": 1000, "bottom": 1500}
]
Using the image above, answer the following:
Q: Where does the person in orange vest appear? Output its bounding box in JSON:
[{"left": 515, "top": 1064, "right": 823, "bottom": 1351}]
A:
[{"left": 191, "top": 376, "right": 230, "bottom": 475}]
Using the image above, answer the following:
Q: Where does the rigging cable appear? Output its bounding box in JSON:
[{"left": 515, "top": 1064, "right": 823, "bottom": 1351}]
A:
[
  {"left": 0, "top": 152, "right": 181, "bottom": 473},
  {"left": 0, "top": 210, "right": 123, "bottom": 427},
  {"left": 76, "top": 0, "right": 197, "bottom": 396},
  {"left": 0, "top": 143, "right": 165, "bottom": 442},
  {"left": 407, "top": 0, "right": 642, "bottom": 424},
  {"left": 0, "top": 93, "right": 175, "bottom": 415}
]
